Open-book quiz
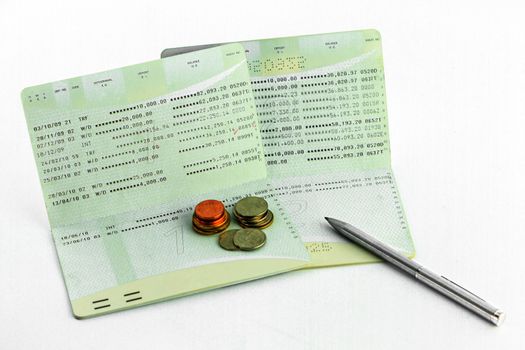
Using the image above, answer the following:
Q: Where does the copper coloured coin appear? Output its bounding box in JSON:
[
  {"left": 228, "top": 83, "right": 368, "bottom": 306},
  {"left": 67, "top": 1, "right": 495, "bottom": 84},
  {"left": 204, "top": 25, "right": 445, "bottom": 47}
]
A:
[{"left": 194, "top": 199, "right": 225, "bottom": 221}]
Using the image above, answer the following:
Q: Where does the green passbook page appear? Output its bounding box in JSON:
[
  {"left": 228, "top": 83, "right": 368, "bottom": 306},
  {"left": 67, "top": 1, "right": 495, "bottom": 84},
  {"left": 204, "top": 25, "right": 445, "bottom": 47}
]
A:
[
  {"left": 21, "top": 44, "right": 310, "bottom": 318},
  {"left": 162, "top": 29, "right": 416, "bottom": 267}
]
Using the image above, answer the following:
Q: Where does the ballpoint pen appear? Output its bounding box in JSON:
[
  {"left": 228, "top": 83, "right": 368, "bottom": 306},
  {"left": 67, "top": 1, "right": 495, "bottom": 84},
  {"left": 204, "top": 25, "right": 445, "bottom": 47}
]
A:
[{"left": 325, "top": 217, "right": 505, "bottom": 326}]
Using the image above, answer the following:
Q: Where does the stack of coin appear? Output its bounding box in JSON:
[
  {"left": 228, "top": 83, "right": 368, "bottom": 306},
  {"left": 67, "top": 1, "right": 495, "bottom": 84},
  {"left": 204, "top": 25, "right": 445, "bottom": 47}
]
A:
[
  {"left": 192, "top": 199, "right": 230, "bottom": 235},
  {"left": 233, "top": 196, "right": 274, "bottom": 229},
  {"left": 219, "top": 228, "right": 266, "bottom": 251}
]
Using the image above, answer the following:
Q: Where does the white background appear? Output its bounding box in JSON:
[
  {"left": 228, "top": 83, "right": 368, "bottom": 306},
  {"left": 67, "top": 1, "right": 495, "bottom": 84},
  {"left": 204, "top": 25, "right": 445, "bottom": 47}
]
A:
[{"left": 1, "top": 0, "right": 524, "bottom": 348}]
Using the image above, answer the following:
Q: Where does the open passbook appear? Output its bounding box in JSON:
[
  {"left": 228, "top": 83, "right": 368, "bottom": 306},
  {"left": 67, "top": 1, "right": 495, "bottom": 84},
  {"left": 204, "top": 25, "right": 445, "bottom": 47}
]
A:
[{"left": 22, "top": 30, "right": 414, "bottom": 318}]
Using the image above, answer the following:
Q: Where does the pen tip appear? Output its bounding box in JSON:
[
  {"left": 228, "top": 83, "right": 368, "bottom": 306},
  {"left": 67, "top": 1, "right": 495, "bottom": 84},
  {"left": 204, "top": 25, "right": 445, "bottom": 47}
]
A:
[
  {"left": 324, "top": 217, "right": 346, "bottom": 229},
  {"left": 325, "top": 217, "right": 336, "bottom": 227}
]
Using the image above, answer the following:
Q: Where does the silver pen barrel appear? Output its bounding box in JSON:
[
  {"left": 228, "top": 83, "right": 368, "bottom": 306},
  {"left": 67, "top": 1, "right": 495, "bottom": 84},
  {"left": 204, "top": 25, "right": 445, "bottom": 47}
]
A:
[
  {"left": 325, "top": 217, "right": 504, "bottom": 326},
  {"left": 415, "top": 267, "right": 504, "bottom": 325}
]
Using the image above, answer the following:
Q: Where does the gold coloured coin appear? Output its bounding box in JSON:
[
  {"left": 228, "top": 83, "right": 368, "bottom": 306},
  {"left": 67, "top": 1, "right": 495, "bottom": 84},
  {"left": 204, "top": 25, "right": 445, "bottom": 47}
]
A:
[
  {"left": 234, "top": 197, "right": 268, "bottom": 218},
  {"left": 232, "top": 196, "right": 274, "bottom": 229},
  {"left": 193, "top": 211, "right": 229, "bottom": 228},
  {"left": 192, "top": 224, "right": 225, "bottom": 235},
  {"left": 235, "top": 210, "right": 274, "bottom": 229},
  {"left": 237, "top": 209, "right": 273, "bottom": 224},
  {"left": 192, "top": 212, "right": 231, "bottom": 235},
  {"left": 218, "top": 229, "right": 240, "bottom": 251},
  {"left": 233, "top": 228, "right": 266, "bottom": 251},
  {"left": 251, "top": 210, "right": 273, "bottom": 228}
]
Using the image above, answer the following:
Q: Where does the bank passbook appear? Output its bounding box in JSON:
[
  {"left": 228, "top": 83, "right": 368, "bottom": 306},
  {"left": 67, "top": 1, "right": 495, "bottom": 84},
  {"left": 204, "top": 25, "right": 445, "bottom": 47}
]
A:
[{"left": 22, "top": 29, "right": 415, "bottom": 318}]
